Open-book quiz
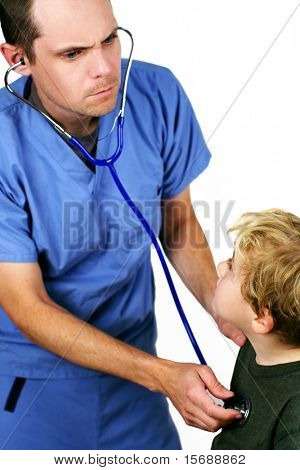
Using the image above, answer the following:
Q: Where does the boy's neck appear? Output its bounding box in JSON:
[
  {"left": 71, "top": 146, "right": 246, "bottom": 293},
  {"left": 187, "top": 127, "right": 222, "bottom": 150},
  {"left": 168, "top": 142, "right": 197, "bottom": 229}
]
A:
[{"left": 247, "top": 333, "right": 300, "bottom": 366}]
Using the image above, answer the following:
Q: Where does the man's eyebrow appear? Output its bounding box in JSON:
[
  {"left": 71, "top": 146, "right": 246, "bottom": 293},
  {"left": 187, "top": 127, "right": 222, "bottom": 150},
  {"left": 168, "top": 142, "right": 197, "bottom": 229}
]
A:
[{"left": 53, "top": 26, "right": 119, "bottom": 55}]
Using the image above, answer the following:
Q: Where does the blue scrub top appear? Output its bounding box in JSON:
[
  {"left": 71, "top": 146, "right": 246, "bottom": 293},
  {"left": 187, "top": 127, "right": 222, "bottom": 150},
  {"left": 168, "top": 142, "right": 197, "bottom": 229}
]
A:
[{"left": 0, "top": 60, "right": 212, "bottom": 378}]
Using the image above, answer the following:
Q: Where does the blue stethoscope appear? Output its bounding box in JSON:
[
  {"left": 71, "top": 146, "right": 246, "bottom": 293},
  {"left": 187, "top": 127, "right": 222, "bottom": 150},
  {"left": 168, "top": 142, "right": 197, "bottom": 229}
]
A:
[{"left": 4, "top": 26, "right": 250, "bottom": 424}]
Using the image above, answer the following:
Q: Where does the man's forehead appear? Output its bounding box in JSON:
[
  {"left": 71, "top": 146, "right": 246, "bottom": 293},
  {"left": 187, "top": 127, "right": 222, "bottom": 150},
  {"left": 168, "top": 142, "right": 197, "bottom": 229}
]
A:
[
  {"left": 50, "top": 24, "right": 118, "bottom": 55},
  {"left": 43, "top": 22, "right": 118, "bottom": 46},
  {"left": 33, "top": 0, "right": 115, "bottom": 38}
]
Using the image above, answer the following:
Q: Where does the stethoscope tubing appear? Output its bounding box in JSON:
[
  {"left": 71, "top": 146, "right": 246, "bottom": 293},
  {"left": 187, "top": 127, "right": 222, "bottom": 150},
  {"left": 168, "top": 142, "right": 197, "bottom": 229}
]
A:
[{"left": 108, "top": 161, "right": 207, "bottom": 365}]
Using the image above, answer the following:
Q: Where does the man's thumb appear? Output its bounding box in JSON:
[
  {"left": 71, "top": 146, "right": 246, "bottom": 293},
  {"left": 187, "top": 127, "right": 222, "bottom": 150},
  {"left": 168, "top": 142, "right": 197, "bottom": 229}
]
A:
[{"left": 199, "top": 366, "right": 234, "bottom": 399}]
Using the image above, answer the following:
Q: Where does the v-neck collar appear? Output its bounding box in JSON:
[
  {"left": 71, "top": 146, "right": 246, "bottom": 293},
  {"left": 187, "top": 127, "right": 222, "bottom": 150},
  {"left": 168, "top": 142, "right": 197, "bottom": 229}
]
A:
[{"left": 17, "top": 75, "right": 122, "bottom": 197}]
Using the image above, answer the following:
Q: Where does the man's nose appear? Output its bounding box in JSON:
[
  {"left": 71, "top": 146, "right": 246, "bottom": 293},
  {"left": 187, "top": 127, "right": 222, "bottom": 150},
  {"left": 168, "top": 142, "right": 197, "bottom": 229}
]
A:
[{"left": 89, "top": 48, "right": 113, "bottom": 78}]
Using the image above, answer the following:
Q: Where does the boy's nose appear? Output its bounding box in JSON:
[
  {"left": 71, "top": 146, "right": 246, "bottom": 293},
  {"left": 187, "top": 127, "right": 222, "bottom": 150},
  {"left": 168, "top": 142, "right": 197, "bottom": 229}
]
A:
[{"left": 217, "top": 260, "right": 227, "bottom": 278}]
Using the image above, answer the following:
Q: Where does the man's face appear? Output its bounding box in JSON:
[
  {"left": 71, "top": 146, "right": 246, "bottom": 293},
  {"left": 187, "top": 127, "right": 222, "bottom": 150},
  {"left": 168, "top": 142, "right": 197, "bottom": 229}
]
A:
[
  {"left": 29, "top": 0, "right": 121, "bottom": 119},
  {"left": 212, "top": 250, "right": 255, "bottom": 333}
]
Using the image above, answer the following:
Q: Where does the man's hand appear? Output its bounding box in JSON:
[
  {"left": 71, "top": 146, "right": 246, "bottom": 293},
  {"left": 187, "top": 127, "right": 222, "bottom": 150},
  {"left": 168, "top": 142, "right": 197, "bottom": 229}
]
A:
[
  {"left": 208, "top": 299, "right": 247, "bottom": 348},
  {"left": 214, "top": 314, "right": 247, "bottom": 348},
  {"left": 159, "top": 361, "right": 243, "bottom": 432}
]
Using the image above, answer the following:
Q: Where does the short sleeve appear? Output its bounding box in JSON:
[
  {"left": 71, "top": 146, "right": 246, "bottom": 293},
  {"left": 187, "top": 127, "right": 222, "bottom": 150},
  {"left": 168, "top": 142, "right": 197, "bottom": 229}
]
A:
[
  {"left": 158, "top": 69, "right": 212, "bottom": 199},
  {"left": 273, "top": 396, "right": 300, "bottom": 450},
  {"left": 0, "top": 187, "right": 38, "bottom": 262}
]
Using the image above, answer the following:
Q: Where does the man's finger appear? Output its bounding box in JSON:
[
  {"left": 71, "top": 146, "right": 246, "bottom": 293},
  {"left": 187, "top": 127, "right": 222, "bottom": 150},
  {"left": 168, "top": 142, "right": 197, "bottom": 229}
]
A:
[
  {"left": 215, "top": 316, "right": 247, "bottom": 347},
  {"left": 233, "top": 333, "right": 247, "bottom": 347},
  {"left": 184, "top": 412, "right": 211, "bottom": 431},
  {"left": 187, "top": 383, "right": 243, "bottom": 422},
  {"left": 197, "top": 365, "right": 235, "bottom": 400},
  {"left": 206, "top": 401, "right": 243, "bottom": 422},
  {"left": 185, "top": 401, "right": 230, "bottom": 432}
]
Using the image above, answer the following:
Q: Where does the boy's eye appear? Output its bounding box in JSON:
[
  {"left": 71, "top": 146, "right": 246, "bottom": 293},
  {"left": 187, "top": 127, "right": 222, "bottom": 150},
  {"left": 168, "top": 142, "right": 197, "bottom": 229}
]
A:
[{"left": 226, "top": 258, "right": 232, "bottom": 270}]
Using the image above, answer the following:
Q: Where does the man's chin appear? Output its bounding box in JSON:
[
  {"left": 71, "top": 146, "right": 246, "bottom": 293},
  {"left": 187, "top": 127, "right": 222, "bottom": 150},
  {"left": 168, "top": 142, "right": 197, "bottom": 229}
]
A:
[{"left": 83, "top": 98, "right": 119, "bottom": 118}]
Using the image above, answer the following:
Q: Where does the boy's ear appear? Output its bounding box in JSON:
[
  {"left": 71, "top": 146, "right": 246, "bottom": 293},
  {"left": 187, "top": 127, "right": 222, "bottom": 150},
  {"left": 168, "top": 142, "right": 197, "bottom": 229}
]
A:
[
  {"left": 0, "top": 43, "right": 31, "bottom": 76},
  {"left": 252, "top": 307, "right": 274, "bottom": 335}
]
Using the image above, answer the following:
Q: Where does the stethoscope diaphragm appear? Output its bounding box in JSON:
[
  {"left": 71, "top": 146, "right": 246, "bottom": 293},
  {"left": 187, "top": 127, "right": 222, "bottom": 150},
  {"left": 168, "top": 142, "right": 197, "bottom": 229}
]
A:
[{"left": 223, "top": 395, "right": 251, "bottom": 426}]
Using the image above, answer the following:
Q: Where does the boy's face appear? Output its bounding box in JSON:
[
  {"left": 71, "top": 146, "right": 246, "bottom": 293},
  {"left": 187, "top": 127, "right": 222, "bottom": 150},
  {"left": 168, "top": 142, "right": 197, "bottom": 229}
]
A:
[{"left": 212, "top": 250, "right": 255, "bottom": 333}]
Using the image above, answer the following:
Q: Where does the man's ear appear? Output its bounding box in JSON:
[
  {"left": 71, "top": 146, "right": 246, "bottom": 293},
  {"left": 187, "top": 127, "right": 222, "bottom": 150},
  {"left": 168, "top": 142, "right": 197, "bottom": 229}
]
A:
[
  {"left": 0, "top": 43, "right": 31, "bottom": 76},
  {"left": 252, "top": 307, "right": 275, "bottom": 335}
]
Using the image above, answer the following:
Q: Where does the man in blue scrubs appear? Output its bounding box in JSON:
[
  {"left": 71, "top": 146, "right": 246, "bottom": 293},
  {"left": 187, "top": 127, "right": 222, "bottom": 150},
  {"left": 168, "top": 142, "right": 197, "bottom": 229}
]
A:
[{"left": 0, "top": 0, "right": 246, "bottom": 449}]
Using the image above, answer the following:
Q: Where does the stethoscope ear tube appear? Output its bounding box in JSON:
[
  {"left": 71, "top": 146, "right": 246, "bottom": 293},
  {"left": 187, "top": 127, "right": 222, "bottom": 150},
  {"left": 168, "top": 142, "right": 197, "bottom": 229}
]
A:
[{"left": 5, "top": 60, "right": 72, "bottom": 139}]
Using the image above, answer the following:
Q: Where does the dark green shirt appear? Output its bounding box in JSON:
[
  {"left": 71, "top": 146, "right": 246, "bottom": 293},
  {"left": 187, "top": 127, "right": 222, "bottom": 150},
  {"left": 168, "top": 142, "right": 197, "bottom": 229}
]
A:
[{"left": 211, "top": 340, "right": 300, "bottom": 450}]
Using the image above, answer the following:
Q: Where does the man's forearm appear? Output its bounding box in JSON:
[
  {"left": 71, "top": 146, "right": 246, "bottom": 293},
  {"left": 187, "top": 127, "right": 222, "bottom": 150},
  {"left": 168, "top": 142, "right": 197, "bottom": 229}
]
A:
[
  {"left": 161, "top": 210, "right": 218, "bottom": 316},
  {"left": 13, "top": 297, "right": 169, "bottom": 392}
]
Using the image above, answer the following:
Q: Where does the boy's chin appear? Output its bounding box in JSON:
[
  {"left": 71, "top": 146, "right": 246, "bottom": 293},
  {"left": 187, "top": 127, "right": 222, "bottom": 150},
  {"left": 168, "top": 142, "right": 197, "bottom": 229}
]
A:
[
  {"left": 212, "top": 306, "right": 235, "bottom": 326},
  {"left": 211, "top": 297, "right": 226, "bottom": 320},
  {"left": 211, "top": 297, "right": 237, "bottom": 325}
]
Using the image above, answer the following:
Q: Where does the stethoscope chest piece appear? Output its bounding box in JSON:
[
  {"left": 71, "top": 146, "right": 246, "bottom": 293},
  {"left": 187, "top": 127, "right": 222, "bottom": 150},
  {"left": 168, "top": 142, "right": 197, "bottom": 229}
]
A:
[{"left": 223, "top": 395, "right": 251, "bottom": 426}]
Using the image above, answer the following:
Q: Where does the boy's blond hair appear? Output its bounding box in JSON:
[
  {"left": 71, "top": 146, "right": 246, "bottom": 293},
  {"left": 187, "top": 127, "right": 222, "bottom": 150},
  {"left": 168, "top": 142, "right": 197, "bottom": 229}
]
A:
[{"left": 228, "top": 209, "right": 300, "bottom": 345}]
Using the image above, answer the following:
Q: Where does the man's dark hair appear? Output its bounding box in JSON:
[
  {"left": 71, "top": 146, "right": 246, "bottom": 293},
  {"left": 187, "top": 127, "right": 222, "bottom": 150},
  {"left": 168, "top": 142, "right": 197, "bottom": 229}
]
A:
[{"left": 0, "top": 0, "right": 41, "bottom": 63}]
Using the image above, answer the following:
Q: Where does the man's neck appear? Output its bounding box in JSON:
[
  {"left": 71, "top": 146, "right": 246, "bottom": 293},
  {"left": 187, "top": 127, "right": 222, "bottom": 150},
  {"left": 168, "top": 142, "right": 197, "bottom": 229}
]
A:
[
  {"left": 247, "top": 332, "right": 300, "bottom": 366},
  {"left": 30, "top": 80, "right": 99, "bottom": 138}
]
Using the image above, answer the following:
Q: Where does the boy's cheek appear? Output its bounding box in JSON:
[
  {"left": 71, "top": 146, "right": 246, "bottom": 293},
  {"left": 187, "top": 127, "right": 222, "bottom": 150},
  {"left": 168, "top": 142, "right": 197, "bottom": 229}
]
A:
[
  {"left": 213, "top": 285, "right": 239, "bottom": 323},
  {"left": 212, "top": 286, "right": 229, "bottom": 318}
]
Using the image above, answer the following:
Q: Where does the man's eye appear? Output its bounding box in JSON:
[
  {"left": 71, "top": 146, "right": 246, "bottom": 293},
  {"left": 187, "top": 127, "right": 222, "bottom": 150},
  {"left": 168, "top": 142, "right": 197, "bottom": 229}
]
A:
[
  {"left": 104, "top": 32, "right": 119, "bottom": 45},
  {"left": 64, "top": 50, "right": 81, "bottom": 60}
]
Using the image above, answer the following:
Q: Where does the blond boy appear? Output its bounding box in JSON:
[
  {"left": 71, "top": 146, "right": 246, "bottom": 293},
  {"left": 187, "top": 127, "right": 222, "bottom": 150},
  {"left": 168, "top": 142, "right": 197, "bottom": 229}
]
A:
[{"left": 211, "top": 209, "right": 300, "bottom": 450}]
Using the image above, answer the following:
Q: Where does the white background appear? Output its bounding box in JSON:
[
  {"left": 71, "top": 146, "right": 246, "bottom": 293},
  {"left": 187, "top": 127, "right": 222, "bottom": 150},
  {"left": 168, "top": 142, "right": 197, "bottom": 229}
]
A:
[{"left": 1, "top": 0, "right": 299, "bottom": 451}]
